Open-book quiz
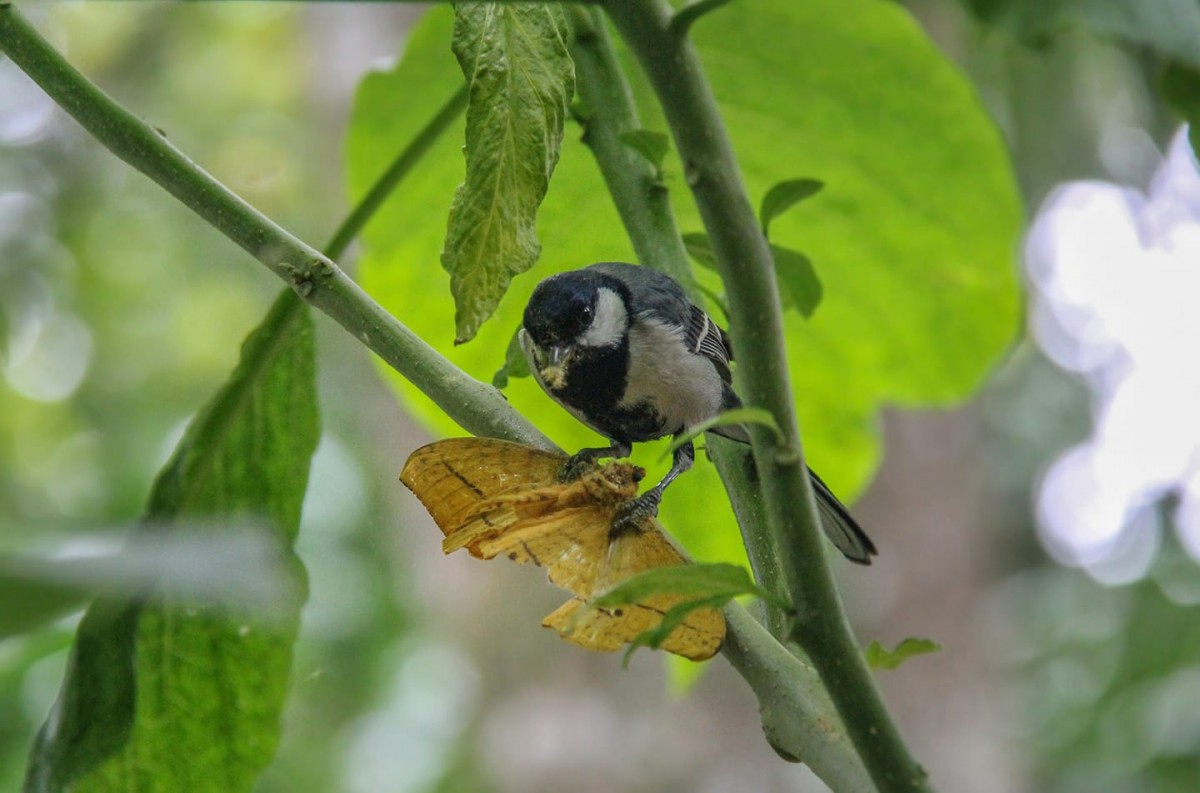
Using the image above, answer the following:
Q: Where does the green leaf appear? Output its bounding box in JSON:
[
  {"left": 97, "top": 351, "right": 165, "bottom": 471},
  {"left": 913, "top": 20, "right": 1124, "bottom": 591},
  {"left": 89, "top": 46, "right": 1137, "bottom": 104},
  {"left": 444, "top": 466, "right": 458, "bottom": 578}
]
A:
[
  {"left": 1160, "top": 61, "right": 1200, "bottom": 157},
  {"left": 442, "top": 3, "right": 575, "bottom": 344},
  {"left": 681, "top": 231, "right": 718, "bottom": 270},
  {"left": 760, "top": 178, "right": 823, "bottom": 236},
  {"left": 865, "top": 637, "right": 942, "bottom": 670},
  {"left": 677, "top": 0, "right": 1022, "bottom": 497},
  {"left": 617, "top": 129, "right": 670, "bottom": 174},
  {"left": 492, "top": 324, "right": 531, "bottom": 389},
  {"left": 349, "top": 0, "right": 1020, "bottom": 575},
  {"left": 664, "top": 406, "right": 784, "bottom": 457},
  {"left": 25, "top": 292, "right": 319, "bottom": 793},
  {"left": 771, "top": 245, "right": 823, "bottom": 318},
  {"left": 684, "top": 234, "right": 823, "bottom": 318},
  {"left": 0, "top": 567, "right": 89, "bottom": 639},
  {"left": 593, "top": 562, "right": 786, "bottom": 609},
  {"left": 621, "top": 593, "right": 732, "bottom": 665},
  {"left": 591, "top": 563, "right": 787, "bottom": 664}
]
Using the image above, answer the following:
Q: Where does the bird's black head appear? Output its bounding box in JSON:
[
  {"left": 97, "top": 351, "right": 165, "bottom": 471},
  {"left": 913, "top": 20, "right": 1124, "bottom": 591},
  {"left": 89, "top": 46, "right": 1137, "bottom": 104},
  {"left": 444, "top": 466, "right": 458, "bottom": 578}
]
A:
[{"left": 523, "top": 270, "right": 628, "bottom": 349}]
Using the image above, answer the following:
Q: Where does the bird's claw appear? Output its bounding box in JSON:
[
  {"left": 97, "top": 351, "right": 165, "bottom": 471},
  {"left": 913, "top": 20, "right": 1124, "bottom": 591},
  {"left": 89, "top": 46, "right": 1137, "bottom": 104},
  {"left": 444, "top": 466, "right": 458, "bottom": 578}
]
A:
[
  {"left": 611, "top": 492, "right": 661, "bottom": 534},
  {"left": 558, "top": 452, "right": 597, "bottom": 483}
]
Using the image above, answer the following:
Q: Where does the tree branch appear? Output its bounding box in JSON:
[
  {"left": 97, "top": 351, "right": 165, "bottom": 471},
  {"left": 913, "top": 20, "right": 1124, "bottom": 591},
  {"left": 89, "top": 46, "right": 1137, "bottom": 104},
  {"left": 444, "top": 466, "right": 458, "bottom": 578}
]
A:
[
  {"left": 0, "top": 4, "right": 547, "bottom": 450},
  {"left": 566, "top": 4, "right": 789, "bottom": 633},
  {"left": 602, "top": 1, "right": 930, "bottom": 790},
  {"left": 567, "top": 9, "right": 874, "bottom": 788}
]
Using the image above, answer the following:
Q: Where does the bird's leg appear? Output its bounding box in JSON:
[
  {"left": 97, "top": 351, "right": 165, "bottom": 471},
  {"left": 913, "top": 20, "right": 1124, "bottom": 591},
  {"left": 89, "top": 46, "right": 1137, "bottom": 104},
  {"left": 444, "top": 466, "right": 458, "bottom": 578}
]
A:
[
  {"left": 559, "top": 440, "right": 632, "bottom": 482},
  {"left": 612, "top": 439, "right": 695, "bottom": 533}
]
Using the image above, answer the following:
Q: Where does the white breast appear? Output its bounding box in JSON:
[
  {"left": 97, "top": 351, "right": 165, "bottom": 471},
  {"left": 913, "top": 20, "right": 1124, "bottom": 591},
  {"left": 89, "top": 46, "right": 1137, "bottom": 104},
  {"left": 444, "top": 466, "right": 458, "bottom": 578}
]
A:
[{"left": 619, "top": 317, "right": 724, "bottom": 432}]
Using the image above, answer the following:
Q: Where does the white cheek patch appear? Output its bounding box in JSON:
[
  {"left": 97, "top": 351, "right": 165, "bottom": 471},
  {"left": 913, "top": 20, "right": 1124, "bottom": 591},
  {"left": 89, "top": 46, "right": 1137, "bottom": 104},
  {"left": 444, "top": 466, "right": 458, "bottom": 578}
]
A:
[{"left": 579, "top": 287, "right": 628, "bottom": 348}]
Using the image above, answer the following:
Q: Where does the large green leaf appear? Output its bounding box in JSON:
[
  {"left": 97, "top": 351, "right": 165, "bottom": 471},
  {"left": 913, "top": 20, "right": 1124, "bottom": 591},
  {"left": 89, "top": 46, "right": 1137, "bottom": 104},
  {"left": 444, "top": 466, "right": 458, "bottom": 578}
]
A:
[
  {"left": 24, "top": 292, "right": 319, "bottom": 793},
  {"left": 443, "top": 2, "right": 574, "bottom": 343},
  {"left": 348, "top": 1, "right": 1020, "bottom": 569}
]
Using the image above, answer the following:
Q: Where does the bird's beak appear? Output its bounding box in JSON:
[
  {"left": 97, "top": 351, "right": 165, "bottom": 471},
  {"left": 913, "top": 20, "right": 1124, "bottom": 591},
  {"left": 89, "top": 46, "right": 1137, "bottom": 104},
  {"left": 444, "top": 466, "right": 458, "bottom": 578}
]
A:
[
  {"left": 540, "top": 343, "right": 573, "bottom": 390},
  {"left": 547, "top": 344, "right": 572, "bottom": 367}
]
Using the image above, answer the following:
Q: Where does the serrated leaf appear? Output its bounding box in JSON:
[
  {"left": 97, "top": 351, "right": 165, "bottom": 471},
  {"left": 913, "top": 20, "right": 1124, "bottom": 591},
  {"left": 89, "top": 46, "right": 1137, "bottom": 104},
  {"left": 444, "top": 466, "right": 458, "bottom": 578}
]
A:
[
  {"left": 25, "top": 292, "right": 319, "bottom": 793},
  {"left": 664, "top": 407, "right": 784, "bottom": 457},
  {"left": 760, "top": 178, "right": 823, "bottom": 235},
  {"left": 492, "top": 324, "right": 531, "bottom": 389},
  {"left": 771, "top": 245, "right": 823, "bottom": 318},
  {"left": 618, "top": 129, "right": 670, "bottom": 173},
  {"left": 865, "top": 637, "right": 942, "bottom": 670},
  {"left": 443, "top": 3, "right": 574, "bottom": 344}
]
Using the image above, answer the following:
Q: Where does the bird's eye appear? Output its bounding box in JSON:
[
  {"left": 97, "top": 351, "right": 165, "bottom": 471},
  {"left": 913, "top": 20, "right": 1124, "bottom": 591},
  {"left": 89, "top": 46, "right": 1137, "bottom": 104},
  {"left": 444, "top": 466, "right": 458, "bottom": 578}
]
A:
[{"left": 581, "top": 305, "right": 593, "bottom": 320}]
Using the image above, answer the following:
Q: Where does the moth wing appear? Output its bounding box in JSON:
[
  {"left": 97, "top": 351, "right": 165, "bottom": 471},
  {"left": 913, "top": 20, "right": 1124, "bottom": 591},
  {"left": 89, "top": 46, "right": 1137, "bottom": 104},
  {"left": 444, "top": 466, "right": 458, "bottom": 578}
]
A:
[
  {"left": 601, "top": 522, "right": 726, "bottom": 660},
  {"left": 542, "top": 518, "right": 725, "bottom": 660},
  {"left": 471, "top": 504, "right": 612, "bottom": 597},
  {"left": 543, "top": 588, "right": 724, "bottom": 662},
  {"left": 400, "top": 438, "right": 566, "bottom": 534}
]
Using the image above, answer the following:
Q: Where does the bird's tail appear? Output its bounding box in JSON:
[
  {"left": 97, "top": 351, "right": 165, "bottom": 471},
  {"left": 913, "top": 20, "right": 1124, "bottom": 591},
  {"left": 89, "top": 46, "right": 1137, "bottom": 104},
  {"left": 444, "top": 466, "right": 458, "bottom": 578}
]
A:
[
  {"left": 707, "top": 390, "right": 877, "bottom": 564},
  {"left": 808, "top": 467, "right": 877, "bottom": 565}
]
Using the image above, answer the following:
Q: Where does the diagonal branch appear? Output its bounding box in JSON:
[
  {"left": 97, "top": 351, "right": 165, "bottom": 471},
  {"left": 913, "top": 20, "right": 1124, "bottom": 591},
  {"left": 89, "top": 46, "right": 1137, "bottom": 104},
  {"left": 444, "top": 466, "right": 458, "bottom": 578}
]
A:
[{"left": 0, "top": 3, "right": 547, "bottom": 450}]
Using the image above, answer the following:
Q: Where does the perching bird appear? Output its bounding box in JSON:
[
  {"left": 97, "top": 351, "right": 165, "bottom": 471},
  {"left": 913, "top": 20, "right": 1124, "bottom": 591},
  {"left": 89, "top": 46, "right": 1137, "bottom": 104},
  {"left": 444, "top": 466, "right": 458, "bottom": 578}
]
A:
[{"left": 519, "top": 262, "right": 876, "bottom": 564}]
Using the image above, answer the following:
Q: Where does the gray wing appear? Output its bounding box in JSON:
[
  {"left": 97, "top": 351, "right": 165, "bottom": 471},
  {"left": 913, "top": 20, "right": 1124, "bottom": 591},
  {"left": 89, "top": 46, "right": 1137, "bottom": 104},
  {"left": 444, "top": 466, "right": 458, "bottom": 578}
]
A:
[
  {"left": 685, "top": 303, "right": 733, "bottom": 384},
  {"left": 586, "top": 263, "right": 733, "bottom": 379}
]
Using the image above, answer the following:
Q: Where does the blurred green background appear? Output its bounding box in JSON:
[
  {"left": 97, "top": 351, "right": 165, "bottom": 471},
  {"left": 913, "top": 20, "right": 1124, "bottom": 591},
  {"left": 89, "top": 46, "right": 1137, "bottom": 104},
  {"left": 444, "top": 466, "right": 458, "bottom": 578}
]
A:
[{"left": 2, "top": 2, "right": 1199, "bottom": 792}]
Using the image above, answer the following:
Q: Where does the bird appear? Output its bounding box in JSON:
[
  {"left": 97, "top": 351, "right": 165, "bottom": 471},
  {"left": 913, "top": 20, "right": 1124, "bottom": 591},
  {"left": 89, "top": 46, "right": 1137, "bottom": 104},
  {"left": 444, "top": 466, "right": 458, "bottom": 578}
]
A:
[{"left": 519, "top": 261, "right": 876, "bottom": 564}]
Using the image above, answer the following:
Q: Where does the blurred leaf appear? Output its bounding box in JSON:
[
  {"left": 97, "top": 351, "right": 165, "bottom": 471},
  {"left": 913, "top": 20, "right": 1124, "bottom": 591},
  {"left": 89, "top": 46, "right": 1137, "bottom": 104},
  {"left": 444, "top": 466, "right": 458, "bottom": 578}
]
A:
[
  {"left": 0, "top": 571, "right": 88, "bottom": 639},
  {"left": 25, "top": 292, "right": 319, "bottom": 793},
  {"left": 617, "top": 129, "right": 670, "bottom": 174},
  {"left": 0, "top": 528, "right": 301, "bottom": 641},
  {"left": 491, "top": 324, "right": 531, "bottom": 389},
  {"left": 442, "top": 3, "right": 574, "bottom": 343},
  {"left": 594, "top": 562, "right": 785, "bottom": 609},
  {"left": 760, "top": 178, "right": 823, "bottom": 235},
  {"left": 681, "top": 231, "right": 718, "bottom": 270},
  {"left": 664, "top": 407, "right": 783, "bottom": 457},
  {"left": 684, "top": 233, "right": 823, "bottom": 318},
  {"left": 1160, "top": 61, "right": 1200, "bottom": 156},
  {"left": 865, "top": 637, "right": 942, "bottom": 670},
  {"left": 771, "top": 245, "right": 823, "bottom": 318},
  {"left": 959, "top": 0, "right": 1200, "bottom": 69},
  {"left": 349, "top": 0, "right": 1020, "bottom": 571}
]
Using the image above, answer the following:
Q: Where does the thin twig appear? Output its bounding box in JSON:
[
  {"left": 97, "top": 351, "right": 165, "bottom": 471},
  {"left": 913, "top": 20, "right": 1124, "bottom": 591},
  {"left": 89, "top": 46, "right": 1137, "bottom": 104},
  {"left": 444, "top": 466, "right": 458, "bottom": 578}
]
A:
[{"left": 669, "top": 0, "right": 734, "bottom": 36}]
